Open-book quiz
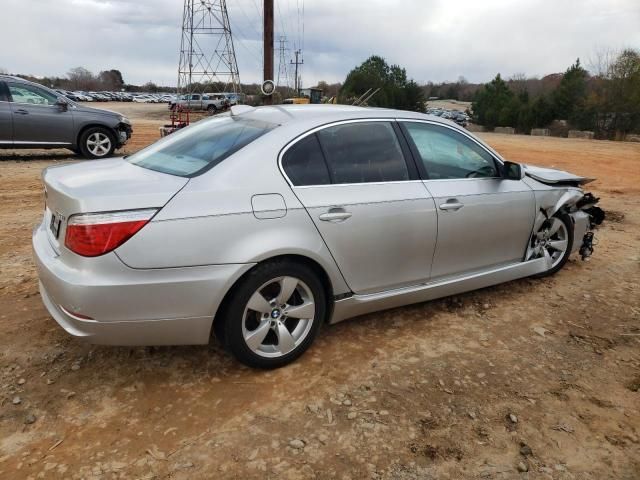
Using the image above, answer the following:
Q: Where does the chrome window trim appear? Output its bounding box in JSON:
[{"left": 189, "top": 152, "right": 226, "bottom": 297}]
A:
[
  {"left": 292, "top": 179, "right": 425, "bottom": 190},
  {"left": 278, "top": 118, "right": 414, "bottom": 188},
  {"left": 9, "top": 101, "right": 59, "bottom": 108},
  {"left": 421, "top": 177, "right": 503, "bottom": 183},
  {"left": 396, "top": 118, "right": 506, "bottom": 174}
]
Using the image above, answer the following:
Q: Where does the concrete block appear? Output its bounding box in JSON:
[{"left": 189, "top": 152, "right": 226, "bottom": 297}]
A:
[
  {"left": 568, "top": 130, "right": 595, "bottom": 139},
  {"left": 494, "top": 127, "right": 515, "bottom": 134},
  {"left": 466, "top": 124, "right": 486, "bottom": 133},
  {"left": 531, "top": 128, "right": 550, "bottom": 136}
]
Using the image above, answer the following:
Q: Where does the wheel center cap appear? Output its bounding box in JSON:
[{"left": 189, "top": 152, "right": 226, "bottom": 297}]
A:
[{"left": 271, "top": 309, "right": 281, "bottom": 319}]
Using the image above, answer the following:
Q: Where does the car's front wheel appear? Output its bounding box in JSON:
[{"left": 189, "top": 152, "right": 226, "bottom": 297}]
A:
[
  {"left": 530, "top": 212, "right": 574, "bottom": 277},
  {"left": 220, "top": 261, "right": 326, "bottom": 369},
  {"left": 78, "top": 127, "right": 116, "bottom": 159},
  {"left": 207, "top": 104, "right": 217, "bottom": 115}
]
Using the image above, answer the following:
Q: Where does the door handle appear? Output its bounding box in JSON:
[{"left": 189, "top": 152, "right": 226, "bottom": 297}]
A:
[
  {"left": 14, "top": 109, "right": 29, "bottom": 115},
  {"left": 319, "top": 208, "right": 352, "bottom": 222},
  {"left": 439, "top": 200, "right": 464, "bottom": 211}
]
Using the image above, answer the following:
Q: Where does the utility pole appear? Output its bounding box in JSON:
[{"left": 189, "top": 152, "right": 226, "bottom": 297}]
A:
[
  {"left": 263, "top": 0, "right": 274, "bottom": 105},
  {"left": 290, "top": 49, "right": 304, "bottom": 96}
]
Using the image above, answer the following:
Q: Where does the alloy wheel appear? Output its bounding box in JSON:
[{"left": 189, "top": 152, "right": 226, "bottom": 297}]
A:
[
  {"left": 86, "top": 132, "right": 112, "bottom": 157},
  {"left": 242, "top": 276, "right": 315, "bottom": 358},
  {"left": 531, "top": 217, "right": 569, "bottom": 268}
]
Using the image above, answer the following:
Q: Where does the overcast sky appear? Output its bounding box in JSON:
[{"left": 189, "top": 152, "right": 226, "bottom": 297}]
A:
[{"left": 1, "top": 0, "right": 639, "bottom": 87}]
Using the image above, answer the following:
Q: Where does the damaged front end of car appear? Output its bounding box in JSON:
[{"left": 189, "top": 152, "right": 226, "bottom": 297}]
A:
[{"left": 522, "top": 164, "right": 605, "bottom": 262}]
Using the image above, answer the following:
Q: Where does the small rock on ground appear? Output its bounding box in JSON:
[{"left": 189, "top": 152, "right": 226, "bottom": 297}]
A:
[{"left": 289, "top": 439, "right": 305, "bottom": 449}]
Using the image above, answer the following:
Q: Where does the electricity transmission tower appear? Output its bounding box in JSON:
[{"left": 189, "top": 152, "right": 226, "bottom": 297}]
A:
[
  {"left": 276, "top": 36, "right": 291, "bottom": 93},
  {"left": 177, "top": 0, "right": 241, "bottom": 96}
]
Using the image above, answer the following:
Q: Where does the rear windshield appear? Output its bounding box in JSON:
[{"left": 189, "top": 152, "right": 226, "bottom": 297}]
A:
[{"left": 126, "top": 116, "right": 277, "bottom": 177}]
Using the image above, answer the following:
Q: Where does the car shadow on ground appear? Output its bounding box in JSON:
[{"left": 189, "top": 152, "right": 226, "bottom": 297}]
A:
[
  {"left": 0, "top": 151, "right": 78, "bottom": 161},
  {"left": 42, "top": 277, "right": 528, "bottom": 390}
]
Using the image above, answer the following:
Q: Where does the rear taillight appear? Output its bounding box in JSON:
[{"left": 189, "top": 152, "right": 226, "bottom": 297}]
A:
[{"left": 65, "top": 209, "right": 158, "bottom": 257}]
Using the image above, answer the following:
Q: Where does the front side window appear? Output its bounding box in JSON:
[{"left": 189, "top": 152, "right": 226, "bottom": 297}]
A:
[
  {"left": 316, "top": 122, "right": 409, "bottom": 184},
  {"left": 282, "top": 134, "right": 330, "bottom": 186},
  {"left": 403, "top": 122, "right": 498, "bottom": 180},
  {"left": 126, "top": 116, "right": 276, "bottom": 177},
  {"left": 8, "top": 83, "right": 58, "bottom": 106}
]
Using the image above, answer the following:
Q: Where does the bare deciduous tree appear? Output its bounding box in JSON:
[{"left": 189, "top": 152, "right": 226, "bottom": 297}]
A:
[{"left": 67, "top": 67, "right": 96, "bottom": 90}]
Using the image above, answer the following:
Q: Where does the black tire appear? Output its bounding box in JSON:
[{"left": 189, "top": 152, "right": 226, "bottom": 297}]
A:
[
  {"left": 532, "top": 212, "right": 574, "bottom": 278},
  {"left": 219, "top": 260, "right": 326, "bottom": 369},
  {"left": 78, "top": 127, "right": 116, "bottom": 159},
  {"left": 207, "top": 104, "right": 217, "bottom": 115}
]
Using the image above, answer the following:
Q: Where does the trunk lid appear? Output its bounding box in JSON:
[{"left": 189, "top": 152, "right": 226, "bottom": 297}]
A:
[{"left": 42, "top": 158, "right": 188, "bottom": 250}]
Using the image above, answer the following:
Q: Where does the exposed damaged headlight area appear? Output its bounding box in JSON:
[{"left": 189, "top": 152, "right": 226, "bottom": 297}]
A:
[{"left": 575, "top": 192, "right": 605, "bottom": 260}]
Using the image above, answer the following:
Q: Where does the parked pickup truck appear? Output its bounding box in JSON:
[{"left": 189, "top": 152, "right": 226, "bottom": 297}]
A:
[{"left": 169, "top": 93, "right": 229, "bottom": 113}]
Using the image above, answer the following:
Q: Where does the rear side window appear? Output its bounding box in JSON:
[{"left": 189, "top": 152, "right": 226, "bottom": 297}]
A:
[
  {"left": 317, "top": 122, "right": 409, "bottom": 184},
  {"left": 281, "top": 134, "right": 330, "bottom": 186},
  {"left": 126, "top": 116, "right": 276, "bottom": 177}
]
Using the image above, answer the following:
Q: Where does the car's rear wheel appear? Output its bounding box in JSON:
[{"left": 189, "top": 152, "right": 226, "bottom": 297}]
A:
[
  {"left": 207, "top": 104, "right": 217, "bottom": 115},
  {"left": 79, "top": 127, "right": 116, "bottom": 159},
  {"left": 530, "top": 213, "right": 573, "bottom": 277},
  {"left": 220, "top": 261, "right": 325, "bottom": 369}
]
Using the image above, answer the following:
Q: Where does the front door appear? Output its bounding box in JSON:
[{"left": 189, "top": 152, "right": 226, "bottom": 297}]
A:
[
  {"left": 7, "top": 82, "right": 75, "bottom": 145},
  {"left": 281, "top": 120, "right": 438, "bottom": 295},
  {"left": 400, "top": 121, "right": 535, "bottom": 279}
]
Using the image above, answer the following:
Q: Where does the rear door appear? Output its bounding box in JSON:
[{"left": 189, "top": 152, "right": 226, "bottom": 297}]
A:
[
  {"left": 0, "top": 82, "right": 13, "bottom": 144},
  {"left": 282, "top": 120, "right": 438, "bottom": 295},
  {"left": 400, "top": 120, "right": 535, "bottom": 279},
  {"left": 7, "top": 82, "right": 75, "bottom": 145}
]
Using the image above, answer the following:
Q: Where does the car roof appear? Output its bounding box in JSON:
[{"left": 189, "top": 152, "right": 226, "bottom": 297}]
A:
[
  {"left": 0, "top": 74, "right": 32, "bottom": 84},
  {"left": 235, "top": 104, "right": 460, "bottom": 130}
]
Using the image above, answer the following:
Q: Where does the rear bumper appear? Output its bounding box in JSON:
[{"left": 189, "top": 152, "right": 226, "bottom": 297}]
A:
[
  {"left": 38, "top": 281, "right": 214, "bottom": 345},
  {"left": 33, "top": 220, "right": 253, "bottom": 346}
]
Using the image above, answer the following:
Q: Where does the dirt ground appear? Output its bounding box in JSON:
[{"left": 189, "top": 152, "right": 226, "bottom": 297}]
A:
[{"left": 0, "top": 104, "right": 639, "bottom": 479}]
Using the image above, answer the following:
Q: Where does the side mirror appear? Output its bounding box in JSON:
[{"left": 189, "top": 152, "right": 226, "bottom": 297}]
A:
[
  {"left": 55, "top": 97, "right": 69, "bottom": 111},
  {"left": 502, "top": 161, "right": 523, "bottom": 180}
]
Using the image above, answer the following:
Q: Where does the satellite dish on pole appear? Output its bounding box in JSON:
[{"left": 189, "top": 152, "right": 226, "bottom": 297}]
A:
[{"left": 261, "top": 80, "right": 275, "bottom": 96}]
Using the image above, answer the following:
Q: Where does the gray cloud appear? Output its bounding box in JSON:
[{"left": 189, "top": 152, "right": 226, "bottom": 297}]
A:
[{"left": 1, "top": 0, "right": 638, "bottom": 87}]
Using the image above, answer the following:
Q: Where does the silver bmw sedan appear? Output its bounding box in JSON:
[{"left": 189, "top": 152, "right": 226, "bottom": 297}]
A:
[{"left": 33, "top": 104, "right": 603, "bottom": 368}]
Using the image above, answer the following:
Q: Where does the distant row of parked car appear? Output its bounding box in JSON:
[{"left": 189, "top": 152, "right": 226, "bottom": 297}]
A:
[
  {"left": 54, "top": 90, "right": 177, "bottom": 104},
  {"left": 426, "top": 108, "right": 471, "bottom": 128}
]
